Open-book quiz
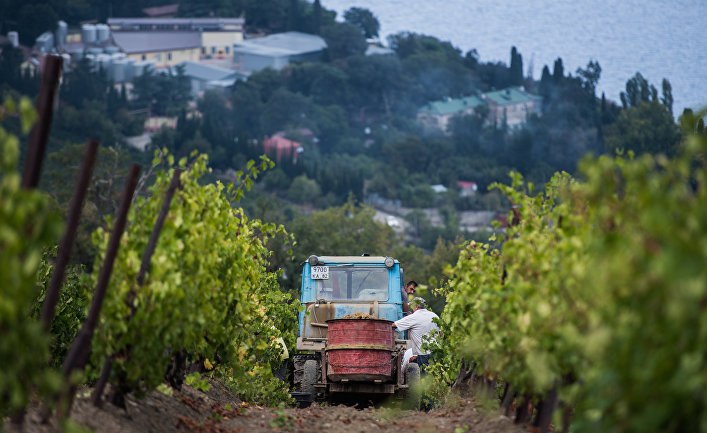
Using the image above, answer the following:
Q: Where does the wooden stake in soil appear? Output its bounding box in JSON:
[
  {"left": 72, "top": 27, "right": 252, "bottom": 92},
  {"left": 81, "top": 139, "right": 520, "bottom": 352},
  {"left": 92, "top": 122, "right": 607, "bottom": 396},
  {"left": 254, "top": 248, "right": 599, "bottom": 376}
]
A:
[
  {"left": 501, "top": 383, "right": 516, "bottom": 417},
  {"left": 22, "top": 55, "right": 63, "bottom": 190},
  {"left": 514, "top": 394, "right": 533, "bottom": 424},
  {"left": 91, "top": 169, "right": 182, "bottom": 407},
  {"left": 41, "top": 139, "right": 98, "bottom": 330},
  {"left": 533, "top": 379, "right": 559, "bottom": 433},
  {"left": 561, "top": 402, "right": 573, "bottom": 433},
  {"left": 452, "top": 359, "right": 476, "bottom": 392},
  {"left": 60, "top": 164, "right": 140, "bottom": 414}
]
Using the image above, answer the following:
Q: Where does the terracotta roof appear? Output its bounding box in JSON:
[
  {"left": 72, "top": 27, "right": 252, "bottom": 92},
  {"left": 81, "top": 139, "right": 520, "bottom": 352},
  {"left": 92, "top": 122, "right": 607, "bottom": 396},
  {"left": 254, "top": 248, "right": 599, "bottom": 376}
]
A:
[
  {"left": 457, "top": 181, "right": 477, "bottom": 189},
  {"left": 263, "top": 135, "right": 303, "bottom": 162}
]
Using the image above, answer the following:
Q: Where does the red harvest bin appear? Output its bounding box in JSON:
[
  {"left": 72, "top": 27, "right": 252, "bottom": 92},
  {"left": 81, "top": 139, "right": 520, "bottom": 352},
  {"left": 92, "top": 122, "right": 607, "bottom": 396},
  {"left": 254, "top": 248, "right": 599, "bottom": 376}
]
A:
[{"left": 326, "top": 318, "right": 395, "bottom": 382}]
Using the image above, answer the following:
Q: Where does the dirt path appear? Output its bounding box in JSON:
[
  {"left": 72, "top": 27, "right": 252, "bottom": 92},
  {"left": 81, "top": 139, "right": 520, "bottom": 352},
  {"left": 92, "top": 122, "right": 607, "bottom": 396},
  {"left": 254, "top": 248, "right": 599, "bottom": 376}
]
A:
[{"left": 16, "top": 381, "right": 526, "bottom": 433}]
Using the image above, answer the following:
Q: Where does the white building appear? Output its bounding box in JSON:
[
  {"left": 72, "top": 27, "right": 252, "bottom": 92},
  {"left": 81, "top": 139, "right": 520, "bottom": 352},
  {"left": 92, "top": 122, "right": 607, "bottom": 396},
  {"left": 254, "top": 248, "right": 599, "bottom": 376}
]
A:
[{"left": 233, "top": 31, "right": 326, "bottom": 73}]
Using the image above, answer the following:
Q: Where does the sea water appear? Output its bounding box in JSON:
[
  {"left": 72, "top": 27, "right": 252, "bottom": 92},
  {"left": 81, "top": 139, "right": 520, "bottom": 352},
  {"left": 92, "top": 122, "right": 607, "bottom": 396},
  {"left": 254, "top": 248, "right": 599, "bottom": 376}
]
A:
[{"left": 322, "top": 0, "right": 706, "bottom": 114}]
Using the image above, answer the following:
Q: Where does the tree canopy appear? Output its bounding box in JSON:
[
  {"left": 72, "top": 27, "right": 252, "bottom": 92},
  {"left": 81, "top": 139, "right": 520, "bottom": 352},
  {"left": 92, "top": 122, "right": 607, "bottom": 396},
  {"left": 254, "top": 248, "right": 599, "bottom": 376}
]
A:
[{"left": 343, "top": 7, "right": 380, "bottom": 39}]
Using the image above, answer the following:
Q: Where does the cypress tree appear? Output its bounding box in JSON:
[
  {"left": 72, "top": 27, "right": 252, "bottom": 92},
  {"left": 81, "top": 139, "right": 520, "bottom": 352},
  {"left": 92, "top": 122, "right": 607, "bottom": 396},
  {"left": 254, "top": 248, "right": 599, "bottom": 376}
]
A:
[
  {"left": 552, "top": 58, "right": 564, "bottom": 81},
  {"left": 313, "top": 0, "right": 322, "bottom": 34},
  {"left": 661, "top": 78, "right": 673, "bottom": 114},
  {"left": 539, "top": 65, "right": 552, "bottom": 97},
  {"left": 288, "top": 0, "right": 299, "bottom": 31},
  {"left": 509, "top": 46, "right": 523, "bottom": 86}
]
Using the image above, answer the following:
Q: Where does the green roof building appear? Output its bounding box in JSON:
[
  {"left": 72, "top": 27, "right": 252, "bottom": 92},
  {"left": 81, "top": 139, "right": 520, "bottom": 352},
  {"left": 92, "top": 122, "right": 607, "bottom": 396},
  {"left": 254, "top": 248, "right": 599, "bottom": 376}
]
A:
[
  {"left": 416, "top": 87, "right": 543, "bottom": 134},
  {"left": 416, "top": 95, "right": 486, "bottom": 134},
  {"left": 482, "top": 86, "right": 542, "bottom": 128}
]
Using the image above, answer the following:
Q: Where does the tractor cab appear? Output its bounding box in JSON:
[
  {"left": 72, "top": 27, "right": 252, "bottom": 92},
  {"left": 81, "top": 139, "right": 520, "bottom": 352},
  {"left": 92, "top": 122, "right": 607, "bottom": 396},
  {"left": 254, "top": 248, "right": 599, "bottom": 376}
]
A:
[
  {"left": 292, "top": 255, "right": 416, "bottom": 406},
  {"left": 296, "top": 255, "right": 406, "bottom": 349}
]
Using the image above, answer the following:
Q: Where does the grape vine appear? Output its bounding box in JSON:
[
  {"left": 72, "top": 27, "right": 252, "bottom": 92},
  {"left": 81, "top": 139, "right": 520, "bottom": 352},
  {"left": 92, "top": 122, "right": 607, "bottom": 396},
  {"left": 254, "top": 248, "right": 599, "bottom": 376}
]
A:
[
  {"left": 0, "top": 97, "right": 63, "bottom": 421},
  {"left": 433, "top": 116, "right": 707, "bottom": 432},
  {"left": 88, "top": 151, "right": 297, "bottom": 404}
]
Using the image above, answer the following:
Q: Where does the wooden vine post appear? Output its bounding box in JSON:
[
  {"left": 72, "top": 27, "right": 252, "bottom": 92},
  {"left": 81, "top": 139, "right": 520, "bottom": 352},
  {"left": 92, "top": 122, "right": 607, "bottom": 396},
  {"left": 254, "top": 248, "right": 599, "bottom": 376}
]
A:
[
  {"left": 22, "top": 55, "right": 63, "bottom": 189},
  {"left": 41, "top": 139, "right": 99, "bottom": 330},
  {"left": 533, "top": 379, "right": 559, "bottom": 433},
  {"left": 91, "top": 168, "right": 183, "bottom": 407},
  {"left": 10, "top": 54, "right": 63, "bottom": 429},
  {"left": 501, "top": 383, "right": 516, "bottom": 417},
  {"left": 59, "top": 164, "right": 140, "bottom": 415},
  {"left": 515, "top": 394, "right": 533, "bottom": 424}
]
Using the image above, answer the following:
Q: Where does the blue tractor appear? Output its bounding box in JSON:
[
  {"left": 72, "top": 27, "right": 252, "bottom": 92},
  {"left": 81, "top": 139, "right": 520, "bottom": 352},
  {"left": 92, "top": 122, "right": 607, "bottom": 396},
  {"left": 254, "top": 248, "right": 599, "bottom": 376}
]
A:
[{"left": 291, "top": 255, "right": 418, "bottom": 405}]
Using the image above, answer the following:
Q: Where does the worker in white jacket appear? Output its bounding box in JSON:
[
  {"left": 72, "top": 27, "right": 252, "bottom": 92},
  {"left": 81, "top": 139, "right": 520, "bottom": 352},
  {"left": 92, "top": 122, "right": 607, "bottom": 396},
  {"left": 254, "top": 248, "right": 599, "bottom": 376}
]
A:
[{"left": 392, "top": 297, "right": 439, "bottom": 374}]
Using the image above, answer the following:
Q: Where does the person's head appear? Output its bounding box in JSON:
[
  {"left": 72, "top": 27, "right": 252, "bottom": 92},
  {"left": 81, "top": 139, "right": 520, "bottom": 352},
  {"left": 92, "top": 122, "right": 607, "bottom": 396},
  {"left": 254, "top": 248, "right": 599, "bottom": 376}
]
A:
[
  {"left": 405, "top": 280, "right": 418, "bottom": 295},
  {"left": 410, "top": 297, "right": 426, "bottom": 311}
]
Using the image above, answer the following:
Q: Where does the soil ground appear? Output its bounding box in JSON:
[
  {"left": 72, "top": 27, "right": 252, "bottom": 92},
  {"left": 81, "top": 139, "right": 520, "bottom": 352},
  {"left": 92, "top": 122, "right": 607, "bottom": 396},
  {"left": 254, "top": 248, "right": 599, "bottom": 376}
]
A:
[{"left": 11, "top": 380, "right": 527, "bottom": 433}]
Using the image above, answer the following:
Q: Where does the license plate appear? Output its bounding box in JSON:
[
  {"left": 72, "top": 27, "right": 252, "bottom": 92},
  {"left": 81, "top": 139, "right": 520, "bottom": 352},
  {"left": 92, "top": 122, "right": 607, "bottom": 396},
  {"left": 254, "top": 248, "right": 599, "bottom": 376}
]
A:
[{"left": 311, "top": 266, "right": 329, "bottom": 279}]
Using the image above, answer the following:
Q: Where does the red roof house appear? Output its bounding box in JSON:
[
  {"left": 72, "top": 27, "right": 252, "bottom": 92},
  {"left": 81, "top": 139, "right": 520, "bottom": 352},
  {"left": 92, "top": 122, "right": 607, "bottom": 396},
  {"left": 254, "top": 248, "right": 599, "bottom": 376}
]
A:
[
  {"left": 457, "top": 181, "right": 478, "bottom": 197},
  {"left": 263, "top": 135, "right": 303, "bottom": 163}
]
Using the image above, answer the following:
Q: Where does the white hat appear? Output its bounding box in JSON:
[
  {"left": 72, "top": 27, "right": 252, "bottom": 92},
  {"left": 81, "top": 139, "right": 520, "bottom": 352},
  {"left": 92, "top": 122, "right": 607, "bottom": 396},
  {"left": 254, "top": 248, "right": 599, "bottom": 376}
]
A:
[{"left": 410, "top": 297, "right": 426, "bottom": 308}]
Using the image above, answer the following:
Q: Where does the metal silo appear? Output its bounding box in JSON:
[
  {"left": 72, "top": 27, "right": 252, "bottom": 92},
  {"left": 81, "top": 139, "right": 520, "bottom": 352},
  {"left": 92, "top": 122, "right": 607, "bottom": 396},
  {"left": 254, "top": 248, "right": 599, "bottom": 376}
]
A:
[
  {"left": 8, "top": 31, "right": 19, "bottom": 48},
  {"left": 55, "top": 21, "right": 68, "bottom": 49},
  {"left": 96, "top": 24, "right": 110, "bottom": 43},
  {"left": 96, "top": 54, "right": 111, "bottom": 76},
  {"left": 68, "top": 46, "right": 85, "bottom": 61},
  {"left": 111, "top": 59, "right": 128, "bottom": 82},
  {"left": 132, "top": 61, "right": 147, "bottom": 78},
  {"left": 133, "top": 61, "right": 155, "bottom": 78},
  {"left": 85, "top": 54, "right": 98, "bottom": 71},
  {"left": 82, "top": 24, "right": 96, "bottom": 44},
  {"left": 124, "top": 58, "right": 136, "bottom": 81}
]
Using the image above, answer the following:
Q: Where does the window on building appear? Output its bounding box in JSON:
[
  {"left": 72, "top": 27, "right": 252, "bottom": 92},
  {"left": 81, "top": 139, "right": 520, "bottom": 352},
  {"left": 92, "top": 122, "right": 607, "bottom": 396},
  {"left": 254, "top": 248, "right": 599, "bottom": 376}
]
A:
[
  {"left": 156, "top": 53, "right": 161, "bottom": 61},
  {"left": 168, "top": 52, "right": 172, "bottom": 61},
  {"left": 201, "top": 47, "right": 206, "bottom": 55},
  {"left": 225, "top": 46, "right": 229, "bottom": 54},
  {"left": 141, "top": 55, "right": 146, "bottom": 61}
]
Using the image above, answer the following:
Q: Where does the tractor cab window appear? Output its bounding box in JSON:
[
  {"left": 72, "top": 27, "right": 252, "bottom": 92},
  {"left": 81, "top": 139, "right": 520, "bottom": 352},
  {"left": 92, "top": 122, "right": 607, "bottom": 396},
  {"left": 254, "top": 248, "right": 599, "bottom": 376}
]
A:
[{"left": 315, "top": 267, "right": 388, "bottom": 301}]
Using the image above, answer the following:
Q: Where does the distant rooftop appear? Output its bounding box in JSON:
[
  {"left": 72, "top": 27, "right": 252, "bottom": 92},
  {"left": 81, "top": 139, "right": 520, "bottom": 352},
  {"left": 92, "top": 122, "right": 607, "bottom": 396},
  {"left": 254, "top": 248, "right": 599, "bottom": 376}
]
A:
[
  {"left": 431, "top": 184, "right": 448, "bottom": 194},
  {"left": 177, "top": 61, "right": 239, "bottom": 81},
  {"left": 457, "top": 181, "right": 478, "bottom": 189},
  {"left": 418, "top": 95, "right": 486, "bottom": 115},
  {"left": 365, "top": 45, "right": 394, "bottom": 56},
  {"left": 108, "top": 17, "right": 244, "bottom": 32},
  {"left": 233, "top": 31, "right": 326, "bottom": 57},
  {"left": 112, "top": 32, "right": 200, "bottom": 54},
  {"left": 142, "top": 4, "right": 179, "bottom": 18},
  {"left": 483, "top": 87, "right": 542, "bottom": 105}
]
